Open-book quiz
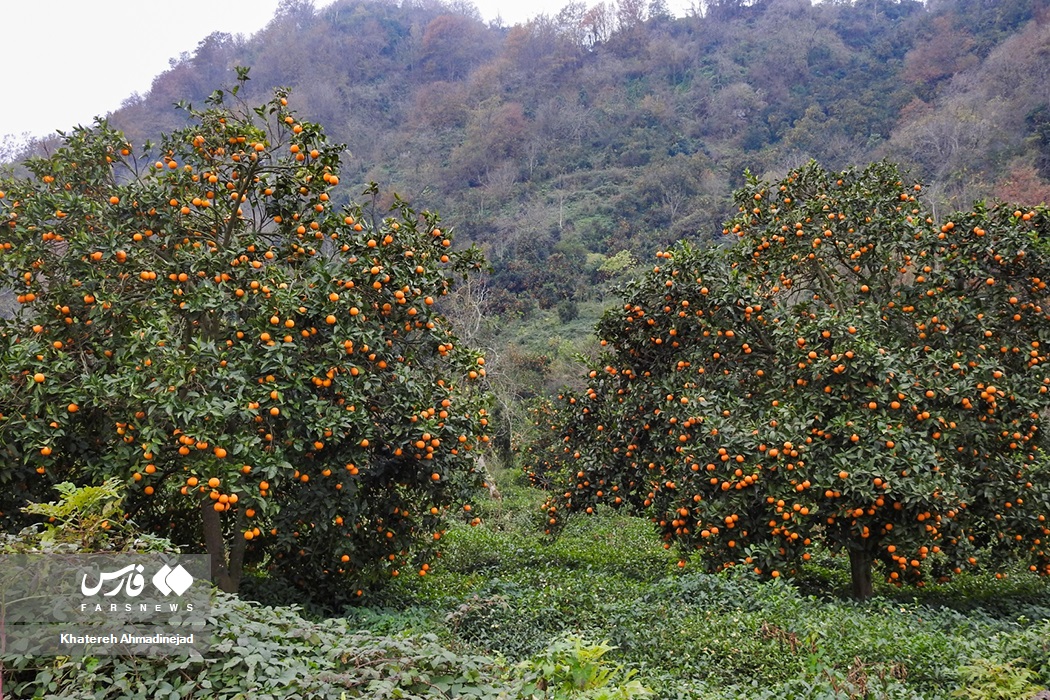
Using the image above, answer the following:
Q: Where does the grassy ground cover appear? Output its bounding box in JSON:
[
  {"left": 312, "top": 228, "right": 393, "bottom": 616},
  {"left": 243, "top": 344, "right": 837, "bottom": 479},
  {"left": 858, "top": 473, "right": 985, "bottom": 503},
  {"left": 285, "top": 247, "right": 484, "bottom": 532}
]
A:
[
  {"left": 343, "top": 472, "right": 1050, "bottom": 699},
  {"left": 4, "top": 473, "right": 1048, "bottom": 699}
]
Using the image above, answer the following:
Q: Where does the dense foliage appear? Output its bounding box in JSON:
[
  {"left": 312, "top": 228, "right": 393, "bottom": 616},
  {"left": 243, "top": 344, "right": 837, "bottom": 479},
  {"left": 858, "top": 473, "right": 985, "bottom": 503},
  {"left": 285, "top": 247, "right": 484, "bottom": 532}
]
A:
[
  {"left": 407, "top": 488, "right": 1050, "bottom": 699},
  {"left": 5, "top": 594, "right": 649, "bottom": 700},
  {"left": 527, "top": 161, "right": 1050, "bottom": 598},
  {"left": 92, "top": 0, "right": 1050, "bottom": 318},
  {"left": 6, "top": 0, "right": 1050, "bottom": 403},
  {"left": 0, "top": 482, "right": 652, "bottom": 700},
  {"left": 0, "top": 80, "right": 491, "bottom": 596},
  {"left": 5, "top": 477, "right": 1049, "bottom": 699}
]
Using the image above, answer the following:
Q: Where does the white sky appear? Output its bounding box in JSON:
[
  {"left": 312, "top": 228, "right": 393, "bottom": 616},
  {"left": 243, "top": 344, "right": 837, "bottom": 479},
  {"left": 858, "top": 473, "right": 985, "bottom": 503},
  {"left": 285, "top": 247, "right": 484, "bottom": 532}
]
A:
[{"left": 1, "top": 0, "right": 693, "bottom": 146}]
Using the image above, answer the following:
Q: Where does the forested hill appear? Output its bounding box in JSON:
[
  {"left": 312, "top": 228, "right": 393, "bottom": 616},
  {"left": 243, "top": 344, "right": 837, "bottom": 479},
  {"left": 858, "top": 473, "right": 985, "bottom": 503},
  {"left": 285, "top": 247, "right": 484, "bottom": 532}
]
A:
[{"left": 19, "top": 0, "right": 1050, "bottom": 316}]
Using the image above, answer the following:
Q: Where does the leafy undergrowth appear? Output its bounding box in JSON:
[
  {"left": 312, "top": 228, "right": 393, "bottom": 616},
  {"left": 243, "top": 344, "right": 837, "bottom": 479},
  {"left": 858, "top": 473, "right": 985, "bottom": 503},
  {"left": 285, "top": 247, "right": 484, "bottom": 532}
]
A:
[
  {"left": 5, "top": 593, "right": 652, "bottom": 700},
  {"left": 1, "top": 481, "right": 651, "bottom": 700},
  {"left": 345, "top": 474, "right": 1050, "bottom": 700},
  {"left": 4, "top": 595, "right": 653, "bottom": 700},
  {"left": 4, "top": 477, "right": 1050, "bottom": 699}
]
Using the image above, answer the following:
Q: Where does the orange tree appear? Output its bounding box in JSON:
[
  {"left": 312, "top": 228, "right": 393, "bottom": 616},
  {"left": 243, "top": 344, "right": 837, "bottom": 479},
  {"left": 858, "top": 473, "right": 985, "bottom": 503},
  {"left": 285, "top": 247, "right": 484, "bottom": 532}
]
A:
[
  {"left": 0, "top": 78, "right": 490, "bottom": 596},
  {"left": 519, "top": 398, "right": 573, "bottom": 491},
  {"left": 532, "top": 161, "right": 1050, "bottom": 599}
]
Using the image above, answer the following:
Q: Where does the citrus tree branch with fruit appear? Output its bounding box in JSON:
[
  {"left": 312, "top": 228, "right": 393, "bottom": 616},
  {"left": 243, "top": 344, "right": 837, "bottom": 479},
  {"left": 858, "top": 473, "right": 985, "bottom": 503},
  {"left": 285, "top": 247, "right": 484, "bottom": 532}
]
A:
[
  {"left": 529, "top": 161, "right": 1050, "bottom": 599},
  {"left": 0, "top": 74, "right": 492, "bottom": 597}
]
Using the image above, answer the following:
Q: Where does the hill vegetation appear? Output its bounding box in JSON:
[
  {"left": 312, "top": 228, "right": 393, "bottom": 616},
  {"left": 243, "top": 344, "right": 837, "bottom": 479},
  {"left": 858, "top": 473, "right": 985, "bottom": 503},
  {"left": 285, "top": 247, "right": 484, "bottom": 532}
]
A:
[{"left": 28, "top": 0, "right": 1040, "bottom": 401}]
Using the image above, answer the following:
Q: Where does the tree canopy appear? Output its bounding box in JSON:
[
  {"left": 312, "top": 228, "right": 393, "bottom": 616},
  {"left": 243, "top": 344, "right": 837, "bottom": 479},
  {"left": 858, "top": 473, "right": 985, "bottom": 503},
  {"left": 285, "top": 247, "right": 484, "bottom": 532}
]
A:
[
  {"left": 0, "top": 79, "right": 491, "bottom": 597},
  {"left": 28, "top": 0, "right": 1039, "bottom": 340},
  {"left": 527, "top": 161, "right": 1050, "bottom": 598}
]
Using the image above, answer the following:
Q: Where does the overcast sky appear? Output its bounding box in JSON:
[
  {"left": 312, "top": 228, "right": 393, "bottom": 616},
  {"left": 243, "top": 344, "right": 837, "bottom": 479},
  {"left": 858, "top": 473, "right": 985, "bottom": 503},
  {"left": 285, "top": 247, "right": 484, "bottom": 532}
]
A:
[{"left": 2, "top": 0, "right": 692, "bottom": 145}]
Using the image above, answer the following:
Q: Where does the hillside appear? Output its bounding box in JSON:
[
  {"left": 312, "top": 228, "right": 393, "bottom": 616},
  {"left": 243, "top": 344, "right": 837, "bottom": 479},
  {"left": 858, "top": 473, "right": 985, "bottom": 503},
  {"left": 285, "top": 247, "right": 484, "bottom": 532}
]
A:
[{"left": 10, "top": 0, "right": 1050, "bottom": 397}]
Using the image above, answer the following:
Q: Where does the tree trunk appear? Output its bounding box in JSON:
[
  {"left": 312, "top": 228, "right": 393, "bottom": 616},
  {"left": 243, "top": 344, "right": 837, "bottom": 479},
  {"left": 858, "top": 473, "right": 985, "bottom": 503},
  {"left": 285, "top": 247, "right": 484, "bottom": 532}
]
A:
[
  {"left": 201, "top": 499, "right": 245, "bottom": 594},
  {"left": 848, "top": 545, "right": 875, "bottom": 601}
]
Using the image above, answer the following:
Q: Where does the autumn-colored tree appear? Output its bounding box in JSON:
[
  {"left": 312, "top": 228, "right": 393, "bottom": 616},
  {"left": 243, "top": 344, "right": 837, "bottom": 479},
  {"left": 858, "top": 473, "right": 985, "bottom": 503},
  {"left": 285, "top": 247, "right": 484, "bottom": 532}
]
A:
[
  {"left": 0, "top": 75, "right": 491, "bottom": 596},
  {"left": 530, "top": 161, "right": 1050, "bottom": 598}
]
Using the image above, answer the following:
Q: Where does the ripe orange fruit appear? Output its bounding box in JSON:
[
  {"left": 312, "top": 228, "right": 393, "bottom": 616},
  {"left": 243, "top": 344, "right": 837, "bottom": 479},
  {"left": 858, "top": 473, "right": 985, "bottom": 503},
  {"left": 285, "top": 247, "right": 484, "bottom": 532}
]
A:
[
  {"left": 208, "top": 477, "right": 220, "bottom": 488},
  {"left": 33, "top": 373, "right": 45, "bottom": 383}
]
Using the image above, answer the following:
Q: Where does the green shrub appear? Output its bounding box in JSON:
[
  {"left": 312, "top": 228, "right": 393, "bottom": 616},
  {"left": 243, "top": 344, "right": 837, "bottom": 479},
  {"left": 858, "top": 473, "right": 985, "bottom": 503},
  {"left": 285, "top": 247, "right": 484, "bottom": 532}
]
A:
[
  {"left": 1000, "top": 620, "right": 1050, "bottom": 686},
  {"left": 516, "top": 635, "right": 652, "bottom": 699},
  {"left": 5, "top": 593, "right": 510, "bottom": 700},
  {"left": 0, "top": 480, "right": 655, "bottom": 700},
  {"left": 349, "top": 472, "right": 1050, "bottom": 699},
  {"left": 951, "top": 659, "right": 1047, "bottom": 700},
  {"left": 2, "top": 479, "right": 175, "bottom": 554}
]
